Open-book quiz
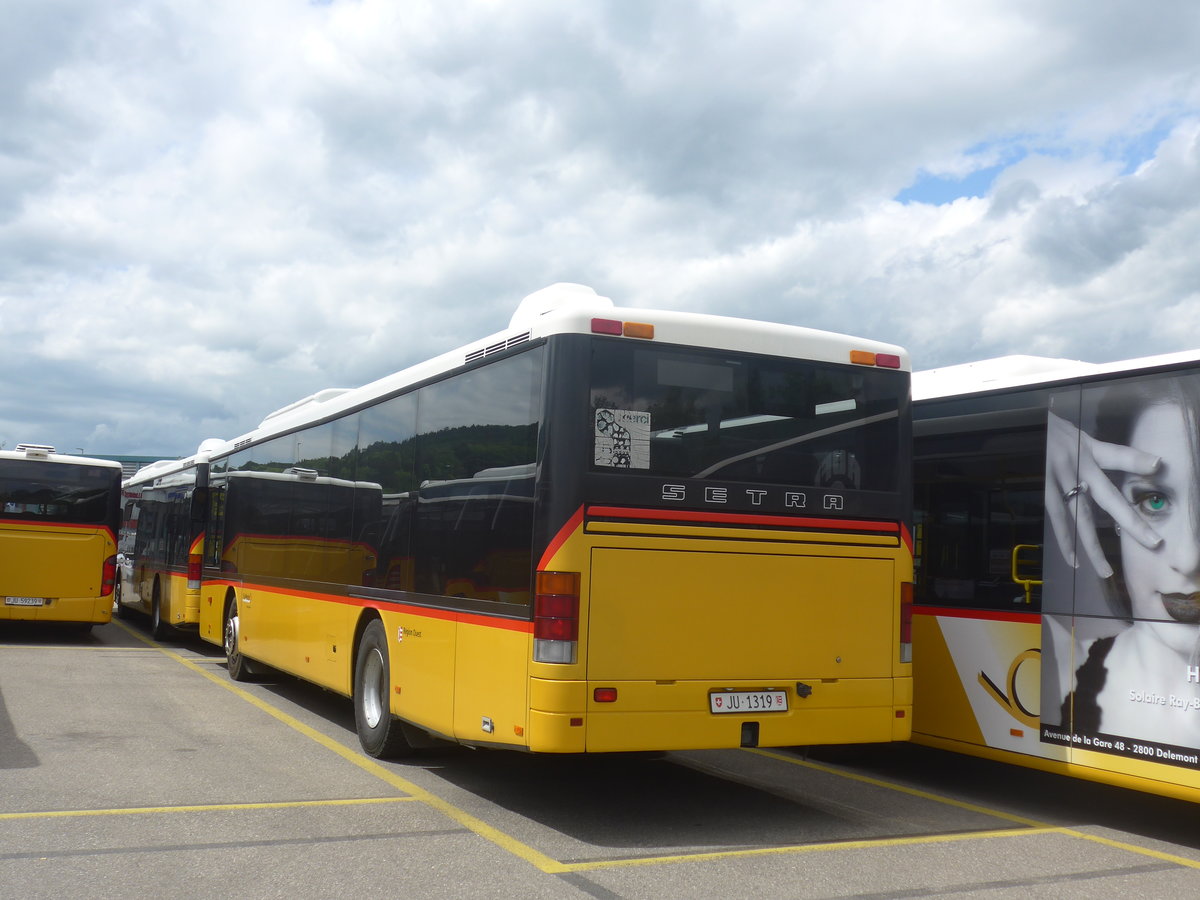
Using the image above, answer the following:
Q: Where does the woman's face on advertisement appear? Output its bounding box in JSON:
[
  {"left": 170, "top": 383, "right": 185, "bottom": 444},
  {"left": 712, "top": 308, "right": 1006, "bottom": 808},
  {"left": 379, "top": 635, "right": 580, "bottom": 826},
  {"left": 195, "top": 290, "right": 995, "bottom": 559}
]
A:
[{"left": 1119, "top": 401, "right": 1200, "bottom": 656}]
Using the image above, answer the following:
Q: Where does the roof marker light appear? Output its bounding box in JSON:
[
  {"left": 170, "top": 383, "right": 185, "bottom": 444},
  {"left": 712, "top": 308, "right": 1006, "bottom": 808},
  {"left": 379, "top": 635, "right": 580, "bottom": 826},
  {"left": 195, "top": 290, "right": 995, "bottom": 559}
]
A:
[
  {"left": 875, "top": 353, "right": 901, "bottom": 369},
  {"left": 850, "top": 350, "right": 876, "bottom": 366},
  {"left": 591, "top": 318, "right": 623, "bottom": 335},
  {"left": 623, "top": 322, "right": 654, "bottom": 339}
]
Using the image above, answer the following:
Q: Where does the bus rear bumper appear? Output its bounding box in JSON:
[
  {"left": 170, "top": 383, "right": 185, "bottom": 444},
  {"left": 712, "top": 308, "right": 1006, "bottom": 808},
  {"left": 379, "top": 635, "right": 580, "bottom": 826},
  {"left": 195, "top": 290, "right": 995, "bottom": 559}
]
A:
[
  {"left": 0, "top": 596, "right": 113, "bottom": 625},
  {"left": 527, "top": 676, "right": 912, "bottom": 752}
]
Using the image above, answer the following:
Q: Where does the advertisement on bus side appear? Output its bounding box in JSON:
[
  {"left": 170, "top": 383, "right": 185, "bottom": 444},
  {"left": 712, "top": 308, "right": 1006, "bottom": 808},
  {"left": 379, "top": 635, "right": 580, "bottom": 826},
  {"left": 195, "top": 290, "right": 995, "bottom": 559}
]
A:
[{"left": 1040, "top": 374, "right": 1200, "bottom": 770}]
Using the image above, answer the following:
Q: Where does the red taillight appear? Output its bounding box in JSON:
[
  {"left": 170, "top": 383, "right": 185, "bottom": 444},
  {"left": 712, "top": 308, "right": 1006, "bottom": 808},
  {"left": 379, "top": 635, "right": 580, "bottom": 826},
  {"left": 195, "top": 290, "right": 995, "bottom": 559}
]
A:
[
  {"left": 590, "top": 318, "right": 623, "bottom": 335},
  {"left": 187, "top": 553, "right": 203, "bottom": 590},
  {"left": 900, "top": 581, "right": 913, "bottom": 662},
  {"left": 101, "top": 554, "right": 117, "bottom": 597},
  {"left": 534, "top": 571, "right": 580, "bottom": 664},
  {"left": 534, "top": 593, "right": 579, "bottom": 641},
  {"left": 593, "top": 687, "right": 617, "bottom": 703}
]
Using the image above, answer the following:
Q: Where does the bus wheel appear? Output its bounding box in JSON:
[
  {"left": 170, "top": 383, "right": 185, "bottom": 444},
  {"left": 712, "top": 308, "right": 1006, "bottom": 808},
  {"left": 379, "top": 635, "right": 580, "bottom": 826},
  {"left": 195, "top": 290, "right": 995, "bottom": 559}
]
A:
[
  {"left": 354, "top": 619, "right": 413, "bottom": 758},
  {"left": 150, "top": 582, "right": 171, "bottom": 640},
  {"left": 224, "top": 597, "right": 257, "bottom": 682}
]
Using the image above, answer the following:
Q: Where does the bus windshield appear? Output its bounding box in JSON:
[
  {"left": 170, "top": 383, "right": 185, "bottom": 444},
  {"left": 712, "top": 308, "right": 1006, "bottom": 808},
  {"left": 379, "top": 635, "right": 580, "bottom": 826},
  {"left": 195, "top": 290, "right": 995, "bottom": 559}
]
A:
[
  {"left": 0, "top": 460, "right": 120, "bottom": 525},
  {"left": 590, "top": 341, "right": 906, "bottom": 492}
]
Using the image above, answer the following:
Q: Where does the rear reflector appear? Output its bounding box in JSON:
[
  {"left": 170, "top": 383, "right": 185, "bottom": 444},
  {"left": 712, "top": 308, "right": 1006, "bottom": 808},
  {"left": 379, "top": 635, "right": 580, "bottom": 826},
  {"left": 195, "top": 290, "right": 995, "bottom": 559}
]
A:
[{"left": 593, "top": 687, "right": 618, "bottom": 703}]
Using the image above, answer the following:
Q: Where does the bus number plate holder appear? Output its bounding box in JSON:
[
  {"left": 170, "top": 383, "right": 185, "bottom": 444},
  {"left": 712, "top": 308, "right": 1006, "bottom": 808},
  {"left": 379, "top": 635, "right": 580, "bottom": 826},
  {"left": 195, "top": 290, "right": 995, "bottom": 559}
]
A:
[
  {"left": 5, "top": 596, "right": 46, "bottom": 606},
  {"left": 710, "top": 690, "right": 788, "bottom": 714}
]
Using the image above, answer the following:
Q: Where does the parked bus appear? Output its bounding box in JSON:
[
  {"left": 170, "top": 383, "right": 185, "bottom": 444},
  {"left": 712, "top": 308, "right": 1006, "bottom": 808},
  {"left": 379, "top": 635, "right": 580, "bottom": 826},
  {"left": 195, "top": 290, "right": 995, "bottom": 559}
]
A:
[
  {"left": 1, "top": 444, "right": 122, "bottom": 630},
  {"left": 912, "top": 351, "right": 1200, "bottom": 804},
  {"left": 117, "top": 449, "right": 212, "bottom": 638},
  {"left": 170, "top": 283, "right": 913, "bottom": 757}
]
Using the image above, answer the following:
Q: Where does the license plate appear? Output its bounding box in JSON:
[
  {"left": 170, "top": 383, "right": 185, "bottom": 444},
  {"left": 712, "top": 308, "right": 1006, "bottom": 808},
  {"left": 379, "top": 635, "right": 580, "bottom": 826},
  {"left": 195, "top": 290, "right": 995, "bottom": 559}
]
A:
[
  {"left": 709, "top": 689, "right": 788, "bottom": 714},
  {"left": 5, "top": 596, "right": 46, "bottom": 607}
]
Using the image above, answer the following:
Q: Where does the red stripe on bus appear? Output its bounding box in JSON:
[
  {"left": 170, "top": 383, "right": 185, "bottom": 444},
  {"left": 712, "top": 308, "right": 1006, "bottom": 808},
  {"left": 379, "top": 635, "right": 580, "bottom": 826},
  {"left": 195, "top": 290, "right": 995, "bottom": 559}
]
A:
[
  {"left": 538, "top": 505, "right": 585, "bottom": 570},
  {"left": 221, "top": 581, "right": 534, "bottom": 632},
  {"left": 913, "top": 605, "right": 1041, "bottom": 624},
  {"left": 586, "top": 505, "right": 900, "bottom": 535},
  {"left": 900, "top": 522, "right": 914, "bottom": 556}
]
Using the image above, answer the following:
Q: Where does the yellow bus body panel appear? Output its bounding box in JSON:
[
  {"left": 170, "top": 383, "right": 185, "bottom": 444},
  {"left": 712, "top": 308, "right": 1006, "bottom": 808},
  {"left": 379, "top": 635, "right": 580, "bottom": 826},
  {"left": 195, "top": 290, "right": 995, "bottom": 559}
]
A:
[
  {"left": 911, "top": 609, "right": 1200, "bottom": 805},
  {"left": 380, "top": 608, "right": 456, "bottom": 739},
  {"left": 199, "top": 515, "right": 912, "bottom": 755},
  {"left": 1, "top": 524, "right": 114, "bottom": 624},
  {"left": 151, "top": 571, "right": 201, "bottom": 627},
  {"left": 529, "top": 520, "right": 912, "bottom": 752},
  {"left": 449, "top": 617, "right": 531, "bottom": 747}
]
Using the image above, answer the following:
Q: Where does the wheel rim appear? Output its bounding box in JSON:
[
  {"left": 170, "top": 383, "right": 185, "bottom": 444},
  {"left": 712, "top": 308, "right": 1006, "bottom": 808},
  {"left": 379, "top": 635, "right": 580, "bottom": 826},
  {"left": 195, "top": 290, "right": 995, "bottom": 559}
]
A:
[
  {"left": 224, "top": 610, "right": 239, "bottom": 662},
  {"left": 362, "top": 647, "right": 385, "bottom": 729}
]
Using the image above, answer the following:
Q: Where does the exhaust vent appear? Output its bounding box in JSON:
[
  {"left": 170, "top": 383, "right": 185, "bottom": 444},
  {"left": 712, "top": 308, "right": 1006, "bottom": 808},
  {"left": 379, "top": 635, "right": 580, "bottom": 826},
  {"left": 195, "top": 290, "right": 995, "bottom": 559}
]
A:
[{"left": 465, "top": 332, "right": 531, "bottom": 364}]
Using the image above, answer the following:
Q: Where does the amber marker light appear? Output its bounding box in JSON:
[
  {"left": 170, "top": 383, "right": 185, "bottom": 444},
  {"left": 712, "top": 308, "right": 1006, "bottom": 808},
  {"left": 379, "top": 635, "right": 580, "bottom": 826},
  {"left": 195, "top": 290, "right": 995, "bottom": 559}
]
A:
[
  {"left": 850, "top": 350, "right": 877, "bottom": 366},
  {"left": 622, "top": 321, "right": 655, "bottom": 339}
]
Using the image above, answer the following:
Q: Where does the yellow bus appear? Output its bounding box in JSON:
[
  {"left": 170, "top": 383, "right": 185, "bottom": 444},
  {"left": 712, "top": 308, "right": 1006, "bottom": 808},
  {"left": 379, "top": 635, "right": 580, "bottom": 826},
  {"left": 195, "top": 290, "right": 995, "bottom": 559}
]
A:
[
  {"left": 1, "top": 443, "right": 123, "bottom": 630},
  {"left": 117, "top": 449, "right": 214, "bottom": 638},
  {"left": 913, "top": 351, "right": 1200, "bottom": 804},
  {"left": 182, "top": 284, "right": 914, "bottom": 757}
]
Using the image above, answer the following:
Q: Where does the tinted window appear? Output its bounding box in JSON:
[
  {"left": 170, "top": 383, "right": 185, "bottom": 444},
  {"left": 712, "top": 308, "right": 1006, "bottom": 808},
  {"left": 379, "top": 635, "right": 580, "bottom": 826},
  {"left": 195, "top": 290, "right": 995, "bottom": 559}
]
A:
[
  {"left": 413, "top": 350, "right": 542, "bottom": 603},
  {"left": 0, "top": 460, "right": 119, "bottom": 526},
  {"left": 913, "top": 392, "right": 1051, "bottom": 610},
  {"left": 590, "top": 342, "right": 905, "bottom": 491},
  {"left": 357, "top": 393, "right": 419, "bottom": 591}
]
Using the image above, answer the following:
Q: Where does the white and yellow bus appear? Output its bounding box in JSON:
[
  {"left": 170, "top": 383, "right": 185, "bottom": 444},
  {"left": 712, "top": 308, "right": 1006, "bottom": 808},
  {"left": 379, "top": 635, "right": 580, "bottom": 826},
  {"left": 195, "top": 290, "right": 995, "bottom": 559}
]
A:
[
  {"left": 913, "top": 351, "right": 1200, "bottom": 804},
  {"left": 1, "top": 444, "right": 122, "bottom": 630},
  {"left": 161, "top": 284, "right": 913, "bottom": 757},
  {"left": 117, "top": 448, "right": 215, "bottom": 638}
]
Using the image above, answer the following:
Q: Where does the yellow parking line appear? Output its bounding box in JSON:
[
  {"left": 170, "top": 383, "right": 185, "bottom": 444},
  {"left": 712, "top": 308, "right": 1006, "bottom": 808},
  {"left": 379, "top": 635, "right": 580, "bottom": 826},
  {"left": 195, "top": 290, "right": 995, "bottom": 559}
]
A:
[
  {"left": 0, "top": 644, "right": 161, "bottom": 652},
  {"left": 563, "top": 826, "right": 1060, "bottom": 871},
  {"left": 111, "top": 620, "right": 570, "bottom": 875},
  {"left": 109, "top": 620, "right": 1200, "bottom": 876},
  {"left": 750, "top": 748, "right": 1200, "bottom": 872},
  {"left": 0, "top": 797, "right": 413, "bottom": 821}
]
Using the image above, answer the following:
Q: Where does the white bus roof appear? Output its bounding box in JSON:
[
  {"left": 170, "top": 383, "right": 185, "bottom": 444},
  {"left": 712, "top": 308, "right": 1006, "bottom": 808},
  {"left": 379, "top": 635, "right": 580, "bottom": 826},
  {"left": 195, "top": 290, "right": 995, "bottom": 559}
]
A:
[
  {"left": 913, "top": 349, "right": 1200, "bottom": 402},
  {"left": 0, "top": 445, "right": 123, "bottom": 471},
  {"left": 210, "top": 283, "right": 911, "bottom": 457}
]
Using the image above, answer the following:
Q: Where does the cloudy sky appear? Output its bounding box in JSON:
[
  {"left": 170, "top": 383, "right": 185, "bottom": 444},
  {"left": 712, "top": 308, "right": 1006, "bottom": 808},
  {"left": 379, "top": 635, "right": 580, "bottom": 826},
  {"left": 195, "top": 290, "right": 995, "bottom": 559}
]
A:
[{"left": 2, "top": 1, "right": 1199, "bottom": 458}]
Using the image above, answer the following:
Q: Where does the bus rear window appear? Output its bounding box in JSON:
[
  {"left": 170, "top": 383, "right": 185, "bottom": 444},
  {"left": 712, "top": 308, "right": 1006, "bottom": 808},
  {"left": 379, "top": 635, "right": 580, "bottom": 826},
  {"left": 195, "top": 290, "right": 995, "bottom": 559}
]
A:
[
  {"left": 590, "top": 341, "right": 906, "bottom": 492},
  {"left": 0, "top": 461, "right": 120, "bottom": 525}
]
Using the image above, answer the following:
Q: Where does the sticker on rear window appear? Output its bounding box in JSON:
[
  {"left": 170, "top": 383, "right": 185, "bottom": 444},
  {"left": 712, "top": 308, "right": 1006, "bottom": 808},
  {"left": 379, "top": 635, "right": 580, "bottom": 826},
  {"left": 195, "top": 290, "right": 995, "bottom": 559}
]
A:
[{"left": 594, "top": 409, "right": 651, "bottom": 469}]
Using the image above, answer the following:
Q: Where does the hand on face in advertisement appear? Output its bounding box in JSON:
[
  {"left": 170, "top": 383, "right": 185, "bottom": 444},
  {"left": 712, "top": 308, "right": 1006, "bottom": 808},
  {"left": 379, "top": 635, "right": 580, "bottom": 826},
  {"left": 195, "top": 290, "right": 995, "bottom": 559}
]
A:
[{"left": 1045, "top": 410, "right": 1162, "bottom": 578}]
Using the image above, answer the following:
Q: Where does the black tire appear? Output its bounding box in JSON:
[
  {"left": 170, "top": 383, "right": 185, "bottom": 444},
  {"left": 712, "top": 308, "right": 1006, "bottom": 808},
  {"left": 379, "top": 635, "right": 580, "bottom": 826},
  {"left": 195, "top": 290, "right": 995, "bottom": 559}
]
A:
[
  {"left": 354, "top": 619, "right": 413, "bottom": 758},
  {"left": 150, "top": 581, "right": 171, "bottom": 640},
  {"left": 224, "top": 595, "right": 258, "bottom": 682}
]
